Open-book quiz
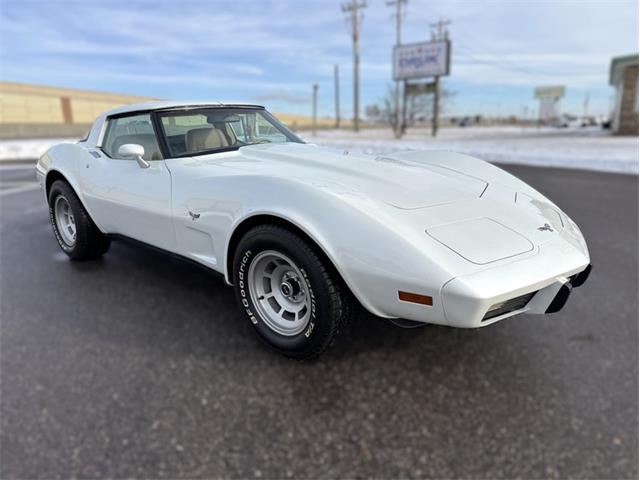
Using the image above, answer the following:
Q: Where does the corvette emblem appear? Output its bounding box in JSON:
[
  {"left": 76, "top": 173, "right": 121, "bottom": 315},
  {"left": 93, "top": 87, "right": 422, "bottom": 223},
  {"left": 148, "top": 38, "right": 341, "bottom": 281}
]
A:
[{"left": 537, "top": 223, "right": 553, "bottom": 232}]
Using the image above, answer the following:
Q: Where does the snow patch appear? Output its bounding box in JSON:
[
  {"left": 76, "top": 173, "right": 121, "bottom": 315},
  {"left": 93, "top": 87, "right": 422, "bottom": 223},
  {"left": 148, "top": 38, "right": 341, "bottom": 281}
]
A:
[
  {"left": 1, "top": 127, "right": 637, "bottom": 174},
  {"left": 308, "top": 127, "right": 639, "bottom": 174},
  {"left": 0, "top": 138, "right": 79, "bottom": 162}
]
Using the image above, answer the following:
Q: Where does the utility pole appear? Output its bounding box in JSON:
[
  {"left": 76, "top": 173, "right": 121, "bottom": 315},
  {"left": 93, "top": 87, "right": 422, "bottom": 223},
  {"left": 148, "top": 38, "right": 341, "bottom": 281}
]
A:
[
  {"left": 334, "top": 64, "right": 340, "bottom": 129},
  {"left": 387, "top": 0, "right": 407, "bottom": 138},
  {"left": 583, "top": 91, "right": 590, "bottom": 118},
  {"left": 342, "top": 0, "right": 366, "bottom": 132},
  {"left": 312, "top": 83, "right": 318, "bottom": 136},
  {"left": 429, "top": 18, "right": 450, "bottom": 137}
]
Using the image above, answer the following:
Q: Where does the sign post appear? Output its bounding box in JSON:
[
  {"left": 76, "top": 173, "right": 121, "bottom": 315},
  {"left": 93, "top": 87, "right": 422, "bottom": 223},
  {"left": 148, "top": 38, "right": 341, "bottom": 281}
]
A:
[
  {"left": 392, "top": 39, "right": 450, "bottom": 136},
  {"left": 534, "top": 86, "right": 565, "bottom": 125}
]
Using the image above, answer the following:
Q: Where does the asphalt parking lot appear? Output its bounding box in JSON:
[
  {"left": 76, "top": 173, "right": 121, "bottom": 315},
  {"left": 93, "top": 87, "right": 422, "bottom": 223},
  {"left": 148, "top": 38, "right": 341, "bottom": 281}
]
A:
[{"left": 0, "top": 163, "right": 637, "bottom": 479}]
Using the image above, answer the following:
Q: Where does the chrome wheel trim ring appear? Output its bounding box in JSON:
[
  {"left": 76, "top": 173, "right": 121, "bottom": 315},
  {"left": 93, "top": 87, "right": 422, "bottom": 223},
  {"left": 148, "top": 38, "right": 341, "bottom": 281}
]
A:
[
  {"left": 247, "top": 250, "right": 311, "bottom": 336},
  {"left": 54, "top": 195, "right": 76, "bottom": 247}
]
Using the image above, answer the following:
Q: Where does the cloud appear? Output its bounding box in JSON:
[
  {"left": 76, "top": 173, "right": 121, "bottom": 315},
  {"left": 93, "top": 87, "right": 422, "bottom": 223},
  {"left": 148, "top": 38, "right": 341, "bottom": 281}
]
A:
[{"left": 1, "top": 0, "right": 637, "bottom": 116}]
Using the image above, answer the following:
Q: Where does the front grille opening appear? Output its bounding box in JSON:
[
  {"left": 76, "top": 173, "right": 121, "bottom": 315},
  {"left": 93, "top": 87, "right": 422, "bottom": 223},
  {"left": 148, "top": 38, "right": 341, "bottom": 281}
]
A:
[{"left": 482, "top": 291, "right": 537, "bottom": 321}]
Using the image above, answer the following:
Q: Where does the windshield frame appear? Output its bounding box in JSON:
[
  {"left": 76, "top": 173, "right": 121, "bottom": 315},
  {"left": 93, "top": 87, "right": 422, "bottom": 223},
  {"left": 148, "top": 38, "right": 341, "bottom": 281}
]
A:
[{"left": 153, "top": 106, "right": 304, "bottom": 159}]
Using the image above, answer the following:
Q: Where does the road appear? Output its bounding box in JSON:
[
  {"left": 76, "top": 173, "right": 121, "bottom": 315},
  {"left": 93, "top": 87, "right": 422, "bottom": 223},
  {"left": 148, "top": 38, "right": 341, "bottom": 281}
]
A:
[{"left": 0, "top": 163, "right": 637, "bottom": 479}]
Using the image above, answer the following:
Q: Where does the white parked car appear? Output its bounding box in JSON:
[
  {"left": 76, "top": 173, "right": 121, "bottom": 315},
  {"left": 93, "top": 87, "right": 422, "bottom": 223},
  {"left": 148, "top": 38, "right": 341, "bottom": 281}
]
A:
[{"left": 37, "top": 101, "right": 591, "bottom": 358}]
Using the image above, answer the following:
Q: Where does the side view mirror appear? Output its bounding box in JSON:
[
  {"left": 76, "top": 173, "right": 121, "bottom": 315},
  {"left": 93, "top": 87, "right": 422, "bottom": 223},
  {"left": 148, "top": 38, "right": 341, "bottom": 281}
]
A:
[{"left": 117, "top": 143, "right": 149, "bottom": 169}]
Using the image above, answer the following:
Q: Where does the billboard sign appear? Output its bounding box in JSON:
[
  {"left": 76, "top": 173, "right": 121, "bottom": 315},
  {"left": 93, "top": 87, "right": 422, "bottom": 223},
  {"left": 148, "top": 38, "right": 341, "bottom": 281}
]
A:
[
  {"left": 393, "top": 40, "right": 450, "bottom": 80},
  {"left": 534, "top": 86, "right": 566, "bottom": 122},
  {"left": 534, "top": 86, "right": 565, "bottom": 99}
]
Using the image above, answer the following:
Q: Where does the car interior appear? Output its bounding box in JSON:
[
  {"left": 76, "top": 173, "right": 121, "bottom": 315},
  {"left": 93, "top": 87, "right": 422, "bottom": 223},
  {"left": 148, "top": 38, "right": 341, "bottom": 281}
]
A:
[
  {"left": 104, "top": 110, "right": 291, "bottom": 160},
  {"left": 163, "top": 115, "right": 240, "bottom": 157}
]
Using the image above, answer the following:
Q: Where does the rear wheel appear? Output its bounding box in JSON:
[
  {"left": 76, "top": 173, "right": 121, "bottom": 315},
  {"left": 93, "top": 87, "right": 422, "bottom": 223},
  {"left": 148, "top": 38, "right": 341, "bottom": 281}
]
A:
[
  {"left": 233, "top": 224, "right": 352, "bottom": 359},
  {"left": 48, "top": 180, "right": 110, "bottom": 260}
]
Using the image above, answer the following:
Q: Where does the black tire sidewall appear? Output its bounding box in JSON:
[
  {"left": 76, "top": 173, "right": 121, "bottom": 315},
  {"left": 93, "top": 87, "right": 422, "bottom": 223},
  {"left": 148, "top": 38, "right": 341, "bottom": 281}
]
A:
[
  {"left": 49, "top": 181, "right": 80, "bottom": 255},
  {"left": 233, "top": 229, "right": 336, "bottom": 357},
  {"left": 48, "top": 181, "right": 90, "bottom": 258}
]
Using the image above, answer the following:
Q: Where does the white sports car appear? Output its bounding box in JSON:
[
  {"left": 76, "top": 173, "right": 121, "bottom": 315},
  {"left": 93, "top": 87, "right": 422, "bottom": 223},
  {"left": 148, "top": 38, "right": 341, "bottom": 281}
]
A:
[{"left": 37, "top": 101, "right": 591, "bottom": 358}]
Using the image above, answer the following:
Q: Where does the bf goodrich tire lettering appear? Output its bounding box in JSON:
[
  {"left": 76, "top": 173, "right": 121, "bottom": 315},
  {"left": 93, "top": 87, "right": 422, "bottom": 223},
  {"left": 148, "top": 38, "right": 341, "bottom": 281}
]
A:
[{"left": 232, "top": 225, "right": 351, "bottom": 359}]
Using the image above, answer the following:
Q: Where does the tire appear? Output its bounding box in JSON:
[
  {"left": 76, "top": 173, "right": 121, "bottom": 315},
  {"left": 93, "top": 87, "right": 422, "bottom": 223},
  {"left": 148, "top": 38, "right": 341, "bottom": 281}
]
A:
[
  {"left": 48, "top": 180, "right": 111, "bottom": 260},
  {"left": 233, "top": 224, "right": 352, "bottom": 359}
]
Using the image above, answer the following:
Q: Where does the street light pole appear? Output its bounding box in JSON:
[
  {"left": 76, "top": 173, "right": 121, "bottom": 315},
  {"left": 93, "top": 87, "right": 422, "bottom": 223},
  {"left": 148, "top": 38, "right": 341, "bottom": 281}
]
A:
[
  {"left": 334, "top": 64, "right": 340, "bottom": 129},
  {"left": 312, "top": 83, "right": 318, "bottom": 136}
]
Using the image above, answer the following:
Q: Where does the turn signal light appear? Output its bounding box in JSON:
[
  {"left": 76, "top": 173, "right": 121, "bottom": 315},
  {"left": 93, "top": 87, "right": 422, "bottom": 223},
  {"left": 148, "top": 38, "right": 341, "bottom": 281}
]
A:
[{"left": 398, "top": 291, "right": 433, "bottom": 306}]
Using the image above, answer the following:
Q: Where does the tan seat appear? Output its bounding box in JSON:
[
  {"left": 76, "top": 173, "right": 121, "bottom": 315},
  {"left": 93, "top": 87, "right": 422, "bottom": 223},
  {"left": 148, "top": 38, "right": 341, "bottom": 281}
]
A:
[
  {"left": 112, "top": 134, "right": 162, "bottom": 161},
  {"left": 186, "top": 127, "right": 229, "bottom": 153}
]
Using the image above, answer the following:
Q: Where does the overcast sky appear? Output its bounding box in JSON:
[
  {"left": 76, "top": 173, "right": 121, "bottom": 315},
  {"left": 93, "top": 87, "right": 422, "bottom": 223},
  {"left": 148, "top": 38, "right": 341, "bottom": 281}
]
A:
[{"left": 1, "top": 0, "right": 638, "bottom": 118}]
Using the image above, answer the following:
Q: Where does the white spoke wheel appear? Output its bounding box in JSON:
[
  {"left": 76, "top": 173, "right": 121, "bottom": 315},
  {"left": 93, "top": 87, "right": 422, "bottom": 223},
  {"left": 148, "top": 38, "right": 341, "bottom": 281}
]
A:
[
  {"left": 233, "top": 224, "right": 353, "bottom": 359},
  {"left": 248, "top": 251, "right": 311, "bottom": 336},
  {"left": 53, "top": 195, "right": 77, "bottom": 246}
]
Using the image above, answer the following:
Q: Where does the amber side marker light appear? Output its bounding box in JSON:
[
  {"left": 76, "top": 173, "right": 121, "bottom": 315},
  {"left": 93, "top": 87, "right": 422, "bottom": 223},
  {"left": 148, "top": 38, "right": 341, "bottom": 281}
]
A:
[{"left": 398, "top": 291, "right": 433, "bottom": 306}]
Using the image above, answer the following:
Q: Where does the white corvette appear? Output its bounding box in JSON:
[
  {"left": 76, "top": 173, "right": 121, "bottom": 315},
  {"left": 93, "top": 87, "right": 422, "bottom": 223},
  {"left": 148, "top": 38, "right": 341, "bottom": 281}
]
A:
[{"left": 37, "top": 101, "right": 591, "bottom": 358}]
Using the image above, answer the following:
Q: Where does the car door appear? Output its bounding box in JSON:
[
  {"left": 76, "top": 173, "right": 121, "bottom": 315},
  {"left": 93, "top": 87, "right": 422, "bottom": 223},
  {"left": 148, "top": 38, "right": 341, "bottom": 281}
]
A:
[
  {"left": 80, "top": 112, "right": 176, "bottom": 252},
  {"left": 156, "top": 111, "right": 231, "bottom": 270}
]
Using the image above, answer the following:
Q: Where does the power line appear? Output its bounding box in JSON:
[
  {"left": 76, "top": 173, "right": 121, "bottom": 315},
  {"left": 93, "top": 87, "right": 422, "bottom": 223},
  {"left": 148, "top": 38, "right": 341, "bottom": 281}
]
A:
[
  {"left": 453, "top": 43, "right": 542, "bottom": 80},
  {"left": 429, "top": 17, "right": 450, "bottom": 41},
  {"left": 342, "top": 0, "right": 367, "bottom": 132},
  {"left": 413, "top": 3, "right": 545, "bottom": 79}
]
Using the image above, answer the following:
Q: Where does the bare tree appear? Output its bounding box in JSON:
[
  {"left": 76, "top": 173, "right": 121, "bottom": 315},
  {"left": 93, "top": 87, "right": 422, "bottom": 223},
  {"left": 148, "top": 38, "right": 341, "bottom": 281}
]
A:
[{"left": 370, "top": 83, "right": 455, "bottom": 131}]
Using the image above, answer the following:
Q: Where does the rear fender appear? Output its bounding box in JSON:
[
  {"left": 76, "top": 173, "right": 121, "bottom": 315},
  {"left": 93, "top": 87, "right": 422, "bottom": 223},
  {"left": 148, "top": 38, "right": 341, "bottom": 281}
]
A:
[{"left": 40, "top": 143, "right": 106, "bottom": 232}]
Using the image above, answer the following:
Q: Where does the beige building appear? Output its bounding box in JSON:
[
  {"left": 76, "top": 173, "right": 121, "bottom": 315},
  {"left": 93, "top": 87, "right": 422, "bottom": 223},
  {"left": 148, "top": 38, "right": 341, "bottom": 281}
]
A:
[
  {"left": 0, "top": 81, "right": 331, "bottom": 139},
  {"left": 0, "top": 81, "right": 155, "bottom": 138},
  {"left": 609, "top": 54, "right": 639, "bottom": 136}
]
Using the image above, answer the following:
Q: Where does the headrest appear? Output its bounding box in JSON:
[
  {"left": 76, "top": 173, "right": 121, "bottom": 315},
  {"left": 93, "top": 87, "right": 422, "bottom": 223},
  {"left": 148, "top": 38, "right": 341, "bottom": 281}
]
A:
[{"left": 186, "top": 127, "right": 229, "bottom": 153}]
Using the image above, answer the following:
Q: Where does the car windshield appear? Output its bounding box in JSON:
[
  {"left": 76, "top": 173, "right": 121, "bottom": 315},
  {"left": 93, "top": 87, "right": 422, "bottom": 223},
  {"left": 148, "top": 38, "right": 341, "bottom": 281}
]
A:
[{"left": 157, "top": 107, "right": 303, "bottom": 158}]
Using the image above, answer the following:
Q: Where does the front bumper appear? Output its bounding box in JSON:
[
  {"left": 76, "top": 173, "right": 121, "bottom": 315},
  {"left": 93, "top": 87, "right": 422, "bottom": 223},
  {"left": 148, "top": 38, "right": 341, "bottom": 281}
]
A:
[
  {"left": 544, "top": 263, "right": 592, "bottom": 314},
  {"left": 440, "top": 238, "right": 590, "bottom": 328}
]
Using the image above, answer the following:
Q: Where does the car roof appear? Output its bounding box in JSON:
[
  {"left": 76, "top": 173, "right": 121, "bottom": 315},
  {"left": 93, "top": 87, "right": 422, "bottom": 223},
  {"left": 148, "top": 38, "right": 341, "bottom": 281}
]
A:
[
  {"left": 104, "top": 100, "right": 265, "bottom": 116},
  {"left": 85, "top": 100, "right": 269, "bottom": 147}
]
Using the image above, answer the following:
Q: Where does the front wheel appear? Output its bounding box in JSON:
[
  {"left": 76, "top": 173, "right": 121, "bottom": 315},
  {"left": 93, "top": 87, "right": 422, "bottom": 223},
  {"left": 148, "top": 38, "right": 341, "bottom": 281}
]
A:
[{"left": 233, "top": 225, "right": 352, "bottom": 359}]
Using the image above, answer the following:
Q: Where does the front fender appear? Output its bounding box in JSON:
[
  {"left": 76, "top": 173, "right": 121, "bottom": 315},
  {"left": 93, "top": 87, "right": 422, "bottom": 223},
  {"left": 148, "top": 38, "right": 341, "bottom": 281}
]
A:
[{"left": 218, "top": 176, "right": 455, "bottom": 321}]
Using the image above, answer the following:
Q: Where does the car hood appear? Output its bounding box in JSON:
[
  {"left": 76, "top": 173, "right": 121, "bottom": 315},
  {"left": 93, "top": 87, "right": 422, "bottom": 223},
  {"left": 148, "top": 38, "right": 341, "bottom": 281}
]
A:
[
  {"left": 230, "top": 144, "right": 582, "bottom": 262},
  {"left": 174, "top": 142, "right": 584, "bottom": 267},
  {"left": 231, "top": 143, "right": 488, "bottom": 209}
]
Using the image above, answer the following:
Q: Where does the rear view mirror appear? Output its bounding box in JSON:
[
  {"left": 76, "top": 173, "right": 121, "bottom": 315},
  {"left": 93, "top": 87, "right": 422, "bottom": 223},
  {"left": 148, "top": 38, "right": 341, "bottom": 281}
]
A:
[
  {"left": 117, "top": 143, "right": 149, "bottom": 169},
  {"left": 222, "top": 114, "right": 242, "bottom": 123}
]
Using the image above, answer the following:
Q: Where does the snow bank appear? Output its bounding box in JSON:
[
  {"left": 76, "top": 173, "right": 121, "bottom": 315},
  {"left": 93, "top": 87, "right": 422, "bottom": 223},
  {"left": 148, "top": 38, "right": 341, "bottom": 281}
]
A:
[
  {"left": 309, "top": 127, "right": 639, "bottom": 174},
  {"left": 0, "top": 138, "right": 78, "bottom": 162},
  {"left": 1, "top": 127, "right": 637, "bottom": 174}
]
